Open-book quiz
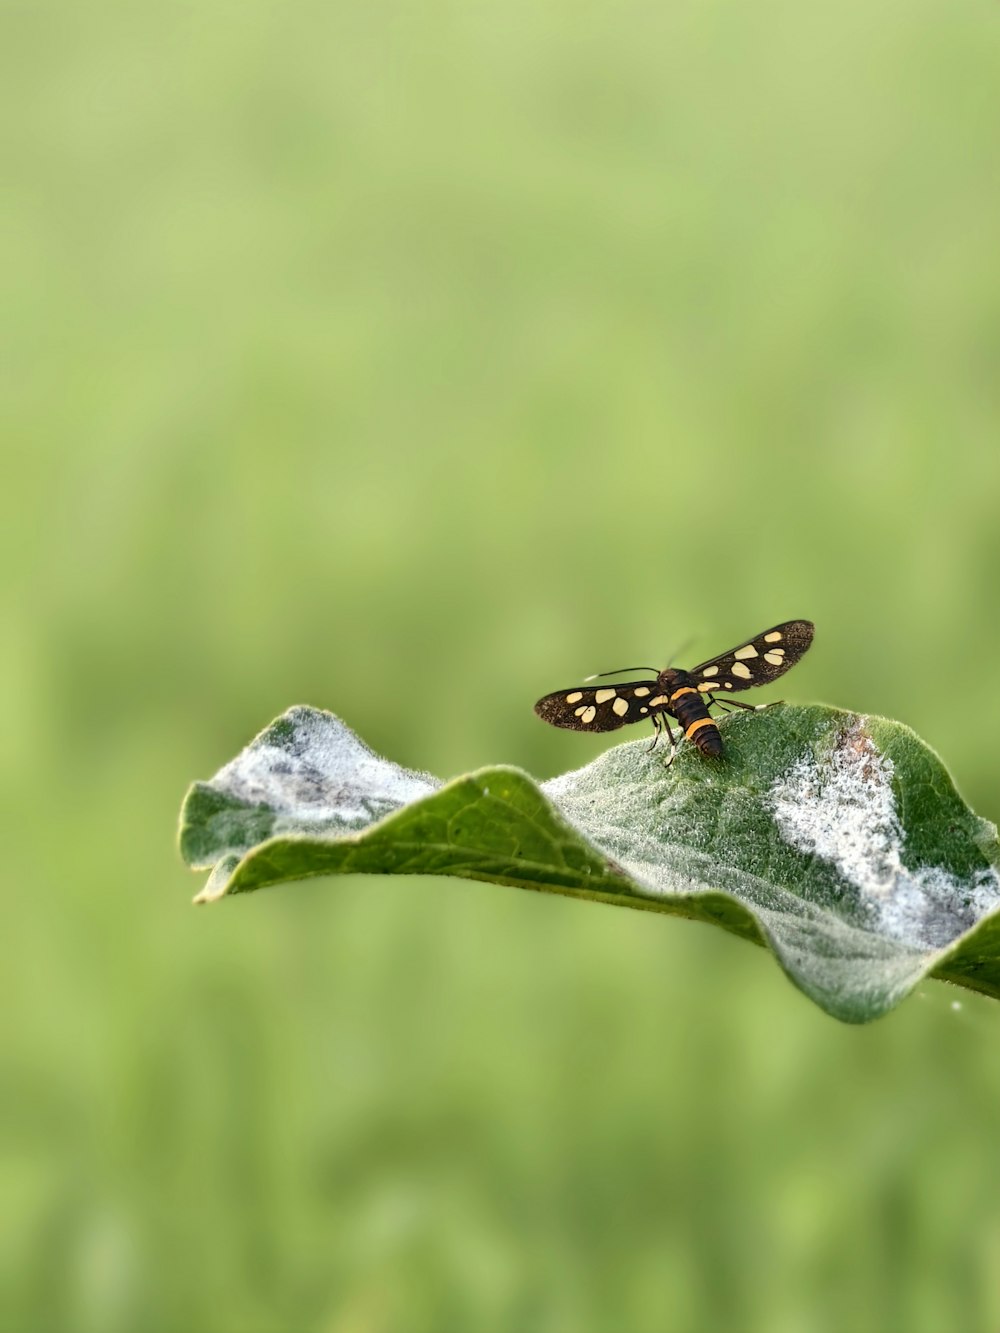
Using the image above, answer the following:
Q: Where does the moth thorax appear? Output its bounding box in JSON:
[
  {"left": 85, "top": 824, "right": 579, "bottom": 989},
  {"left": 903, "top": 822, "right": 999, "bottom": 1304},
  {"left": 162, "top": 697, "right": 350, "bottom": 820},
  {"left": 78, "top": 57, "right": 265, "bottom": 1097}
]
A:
[{"left": 657, "top": 667, "right": 689, "bottom": 690}]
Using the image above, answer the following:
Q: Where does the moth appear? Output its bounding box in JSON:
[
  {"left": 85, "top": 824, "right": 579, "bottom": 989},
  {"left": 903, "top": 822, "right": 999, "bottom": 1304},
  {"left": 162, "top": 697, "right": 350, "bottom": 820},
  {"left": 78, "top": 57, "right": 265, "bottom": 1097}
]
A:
[{"left": 534, "top": 620, "right": 814, "bottom": 759}]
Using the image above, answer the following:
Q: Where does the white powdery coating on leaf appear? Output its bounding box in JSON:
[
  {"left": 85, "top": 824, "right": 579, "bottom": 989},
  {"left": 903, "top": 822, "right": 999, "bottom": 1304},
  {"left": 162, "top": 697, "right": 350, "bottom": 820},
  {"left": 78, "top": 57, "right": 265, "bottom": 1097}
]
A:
[
  {"left": 766, "top": 729, "right": 1000, "bottom": 949},
  {"left": 768, "top": 739, "right": 902, "bottom": 896},
  {"left": 213, "top": 706, "right": 439, "bottom": 829}
]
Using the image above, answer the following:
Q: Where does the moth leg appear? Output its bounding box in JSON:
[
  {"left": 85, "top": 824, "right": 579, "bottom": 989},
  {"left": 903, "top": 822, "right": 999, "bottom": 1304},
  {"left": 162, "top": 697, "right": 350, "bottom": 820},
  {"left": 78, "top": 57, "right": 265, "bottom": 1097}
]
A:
[
  {"left": 715, "top": 697, "right": 772, "bottom": 713},
  {"left": 661, "top": 715, "right": 679, "bottom": 767},
  {"left": 645, "top": 714, "right": 662, "bottom": 753},
  {"left": 707, "top": 694, "right": 749, "bottom": 716}
]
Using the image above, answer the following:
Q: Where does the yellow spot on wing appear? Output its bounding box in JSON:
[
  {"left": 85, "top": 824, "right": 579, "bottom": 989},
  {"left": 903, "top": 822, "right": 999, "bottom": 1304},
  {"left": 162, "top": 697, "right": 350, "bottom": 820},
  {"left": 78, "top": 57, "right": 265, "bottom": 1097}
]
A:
[
  {"left": 565, "top": 691, "right": 583, "bottom": 704},
  {"left": 701, "top": 665, "right": 719, "bottom": 676},
  {"left": 734, "top": 645, "right": 758, "bottom": 659},
  {"left": 647, "top": 695, "right": 669, "bottom": 707},
  {"left": 612, "top": 697, "right": 629, "bottom": 717},
  {"left": 633, "top": 686, "right": 651, "bottom": 697},
  {"left": 580, "top": 706, "right": 597, "bottom": 724},
  {"left": 594, "top": 688, "right": 617, "bottom": 704},
  {"left": 764, "top": 651, "right": 784, "bottom": 666},
  {"left": 574, "top": 705, "right": 589, "bottom": 717},
  {"left": 764, "top": 631, "right": 783, "bottom": 643},
  {"left": 731, "top": 662, "right": 752, "bottom": 679}
]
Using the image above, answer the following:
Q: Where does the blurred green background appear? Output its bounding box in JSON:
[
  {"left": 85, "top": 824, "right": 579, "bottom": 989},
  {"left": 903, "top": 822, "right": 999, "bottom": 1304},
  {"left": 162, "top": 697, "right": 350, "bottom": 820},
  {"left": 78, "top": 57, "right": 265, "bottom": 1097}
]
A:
[{"left": 4, "top": 1, "right": 1000, "bottom": 1330}]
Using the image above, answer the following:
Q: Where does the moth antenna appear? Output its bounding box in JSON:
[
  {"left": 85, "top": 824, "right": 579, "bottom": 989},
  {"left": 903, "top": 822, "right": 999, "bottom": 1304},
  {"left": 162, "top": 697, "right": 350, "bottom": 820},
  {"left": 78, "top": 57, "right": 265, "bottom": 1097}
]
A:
[
  {"left": 666, "top": 638, "right": 694, "bottom": 668},
  {"left": 584, "top": 665, "right": 658, "bottom": 681}
]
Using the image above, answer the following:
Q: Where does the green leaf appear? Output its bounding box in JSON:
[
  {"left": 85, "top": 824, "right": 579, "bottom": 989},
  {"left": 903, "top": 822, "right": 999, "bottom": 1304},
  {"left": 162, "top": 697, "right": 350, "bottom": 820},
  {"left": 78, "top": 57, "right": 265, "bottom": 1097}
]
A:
[{"left": 178, "top": 704, "right": 1000, "bottom": 1023}]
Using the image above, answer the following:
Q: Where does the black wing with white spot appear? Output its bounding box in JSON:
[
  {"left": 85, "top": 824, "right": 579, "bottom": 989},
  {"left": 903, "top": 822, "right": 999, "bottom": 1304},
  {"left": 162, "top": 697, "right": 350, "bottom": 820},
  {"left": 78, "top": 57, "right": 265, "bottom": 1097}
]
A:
[
  {"left": 534, "top": 681, "right": 667, "bottom": 731},
  {"left": 690, "top": 620, "right": 815, "bottom": 694}
]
